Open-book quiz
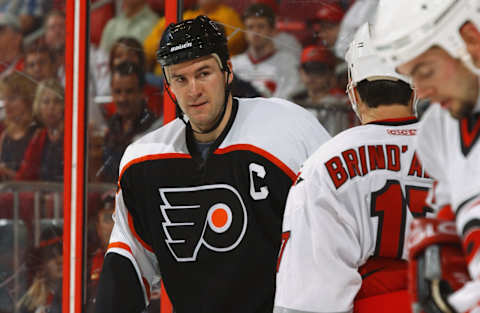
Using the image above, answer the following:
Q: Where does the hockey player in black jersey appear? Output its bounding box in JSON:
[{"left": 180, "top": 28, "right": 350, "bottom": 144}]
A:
[{"left": 94, "top": 15, "right": 330, "bottom": 313}]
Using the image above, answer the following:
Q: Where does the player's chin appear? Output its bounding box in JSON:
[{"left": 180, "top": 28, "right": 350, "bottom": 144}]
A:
[{"left": 449, "top": 101, "right": 475, "bottom": 119}]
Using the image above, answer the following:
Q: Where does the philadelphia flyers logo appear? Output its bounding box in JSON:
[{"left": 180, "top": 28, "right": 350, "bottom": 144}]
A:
[{"left": 159, "top": 184, "right": 248, "bottom": 262}]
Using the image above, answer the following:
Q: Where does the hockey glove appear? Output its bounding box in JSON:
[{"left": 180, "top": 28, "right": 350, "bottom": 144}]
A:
[{"left": 408, "top": 218, "right": 471, "bottom": 313}]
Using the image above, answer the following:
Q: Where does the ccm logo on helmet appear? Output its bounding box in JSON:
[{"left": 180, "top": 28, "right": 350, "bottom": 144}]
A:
[
  {"left": 170, "top": 42, "right": 193, "bottom": 52},
  {"left": 159, "top": 184, "right": 248, "bottom": 262}
]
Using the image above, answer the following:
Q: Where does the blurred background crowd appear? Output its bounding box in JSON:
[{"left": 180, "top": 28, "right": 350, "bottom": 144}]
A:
[{"left": 0, "top": 0, "right": 383, "bottom": 312}]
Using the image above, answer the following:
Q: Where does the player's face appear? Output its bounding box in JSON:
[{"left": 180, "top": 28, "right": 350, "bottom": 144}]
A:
[
  {"left": 168, "top": 55, "right": 233, "bottom": 133},
  {"left": 397, "top": 46, "right": 479, "bottom": 119},
  {"left": 244, "top": 17, "right": 274, "bottom": 51}
]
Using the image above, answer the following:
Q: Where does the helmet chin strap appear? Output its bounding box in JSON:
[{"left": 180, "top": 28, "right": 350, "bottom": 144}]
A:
[{"left": 164, "top": 67, "right": 232, "bottom": 135}]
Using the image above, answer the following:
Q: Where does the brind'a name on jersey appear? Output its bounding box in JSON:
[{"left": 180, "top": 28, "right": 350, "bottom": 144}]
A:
[{"left": 325, "top": 144, "right": 430, "bottom": 189}]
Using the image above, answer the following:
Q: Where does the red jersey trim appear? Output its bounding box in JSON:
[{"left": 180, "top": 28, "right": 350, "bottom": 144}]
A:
[
  {"left": 460, "top": 115, "right": 480, "bottom": 156},
  {"left": 214, "top": 144, "right": 297, "bottom": 181},
  {"left": 107, "top": 242, "right": 133, "bottom": 254},
  {"left": 373, "top": 116, "right": 417, "bottom": 123},
  {"left": 127, "top": 212, "right": 154, "bottom": 252},
  {"left": 367, "top": 116, "right": 418, "bottom": 126}
]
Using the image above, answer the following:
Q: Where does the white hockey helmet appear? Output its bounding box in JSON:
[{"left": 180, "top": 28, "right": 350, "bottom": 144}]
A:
[
  {"left": 345, "top": 23, "right": 414, "bottom": 118},
  {"left": 371, "top": 0, "right": 480, "bottom": 75}
]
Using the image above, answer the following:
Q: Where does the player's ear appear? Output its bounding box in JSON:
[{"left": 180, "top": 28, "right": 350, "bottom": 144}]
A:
[
  {"left": 226, "top": 60, "right": 234, "bottom": 84},
  {"left": 353, "top": 87, "right": 362, "bottom": 106},
  {"left": 460, "top": 21, "right": 480, "bottom": 68}
]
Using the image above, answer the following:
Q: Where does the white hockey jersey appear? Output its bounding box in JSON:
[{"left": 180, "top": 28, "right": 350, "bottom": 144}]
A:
[
  {"left": 275, "top": 117, "right": 434, "bottom": 313},
  {"left": 231, "top": 51, "right": 304, "bottom": 99},
  {"left": 415, "top": 103, "right": 480, "bottom": 309}
]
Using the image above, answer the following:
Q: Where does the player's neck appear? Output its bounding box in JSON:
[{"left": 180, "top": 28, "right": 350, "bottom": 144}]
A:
[
  {"left": 193, "top": 96, "right": 233, "bottom": 143},
  {"left": 361, "top": 104, "right": 414, "bottom": 125}
]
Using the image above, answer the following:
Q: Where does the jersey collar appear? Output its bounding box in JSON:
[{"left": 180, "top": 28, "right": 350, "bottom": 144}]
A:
[
  {"left": 186, "top": 98, "right": 239, "bottom": 165},
  {"left": 367, "top": 116, "right": 418, "bottom": 126}
]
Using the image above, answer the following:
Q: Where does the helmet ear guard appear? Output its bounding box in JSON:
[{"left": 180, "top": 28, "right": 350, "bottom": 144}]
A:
[{"left": 371, "top": 0, "right": 480, "bottom": 75}]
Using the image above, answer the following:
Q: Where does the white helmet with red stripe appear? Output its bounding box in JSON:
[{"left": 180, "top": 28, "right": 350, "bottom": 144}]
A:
[
  {"left": 345, "top": 22, "right": 414, "bottom": 118},
  {"left": 371, "top": 0, "right": 480, "bottom": 75}
]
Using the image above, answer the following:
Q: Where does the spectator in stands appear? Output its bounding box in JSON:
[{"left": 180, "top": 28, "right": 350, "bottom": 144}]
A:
[
  {"left": 252, "top": 0, "right": 302, "bottom": 59},
  {"left": 18, "top": 226, "right": 62, "bottom": 313},
  {"left": 291, "top": 45, "right": 354, "bottom": 136},
  {"left": 43, "top": 10, "right": 64, "bottom": 77},
  {"left": 86, "top": 190, "right": 115, "bottom": 313},
  {"left": 100, "top": 0, "right": 159, "bottom": 54},
  {"left": 43, "top": 9, "right": 109, "bottom": 131},
  {"left": 144, "top": 0, "right": 246, "bottom": 75},
  {"left": 98, "top": 62, "right": 156, "bottom": 182},
  {"left": 0, "top": 13, "right": 24, "bottom": 79},
  {"left": 0, "top": 219, "right": 28, "bottom": 313},
  {"left": 23, "top": 43, "right": 56, "bottom": 84},
  {"left": 104, "top": 37, "right": 163, "bottom": 117},
  {"left": 0, "top": 72, "right": 38, "bottom": 181},
  {"left": 306, "top": 3, "right": 345, "bottom": 50},
  {"left": 17, "top": 0, "right": 65, "bottom": 34},
  {"left": 16, "top": 79, "right": 64, "bottom": 182},
  {"left": 232, "top": 3, "right": 303, "bottom": 99}
]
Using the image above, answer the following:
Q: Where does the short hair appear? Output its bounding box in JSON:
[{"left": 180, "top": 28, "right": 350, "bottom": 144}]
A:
[
  {"left": 243, "top": 3, "right": 276, "bottom": 27},
  {"left": 0, "top": 72, "right": 37, "bottom": 105},
  {"left": 356, "top": 79, "right": 413, "bottom": 108},
  {"left": 111, "top": 61, "right": 145, "bottom": 88},
  {"left": 33, "top": 78, "right": 64, "bottom": 123},
  {"left": 109, "top": 37, "right": 146, "bottom": 71}
]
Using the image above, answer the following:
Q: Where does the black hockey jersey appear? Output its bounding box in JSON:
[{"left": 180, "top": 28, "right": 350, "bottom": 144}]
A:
[{"left": 100, "top": 97, "right": 330, "bottom": 313}]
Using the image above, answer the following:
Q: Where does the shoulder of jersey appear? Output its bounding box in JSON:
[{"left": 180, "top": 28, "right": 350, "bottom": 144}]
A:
[
  {"left": 419, "top": 103, "right": 451, "bottom": 129},
  {"left": 119, "top": 118, "right": 188, "bottom": 172},
  {"left": 223, "top": 97, "right": 329, "bottom": 169},
  {"left": 301, "top": 119, "right": 421, "bottom": 173},
  {"left": 301, "top": 125, "right": 363, "bottom": 169},
  {"left": 226, "top": 97, "right": 323, "bottom": 146}
]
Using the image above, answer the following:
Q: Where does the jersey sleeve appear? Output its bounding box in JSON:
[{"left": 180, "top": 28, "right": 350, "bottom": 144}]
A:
[
  {"left": 416, "top": 106, "right": 452, "bottom": 212},
  {"left": 275, "top": 161, "right": 361, "bottom": 313},
  {"left": 102, "top": 187, "right": 160, "bottom": 308}
]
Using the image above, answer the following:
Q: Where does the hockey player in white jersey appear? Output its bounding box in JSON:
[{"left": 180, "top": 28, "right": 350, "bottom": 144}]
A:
[
  {"left": 371, "top": 0, "right": 480, "bottom": 312},
  {"left": 275, "top": 23, "right": 433, "bottom": 313}
]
